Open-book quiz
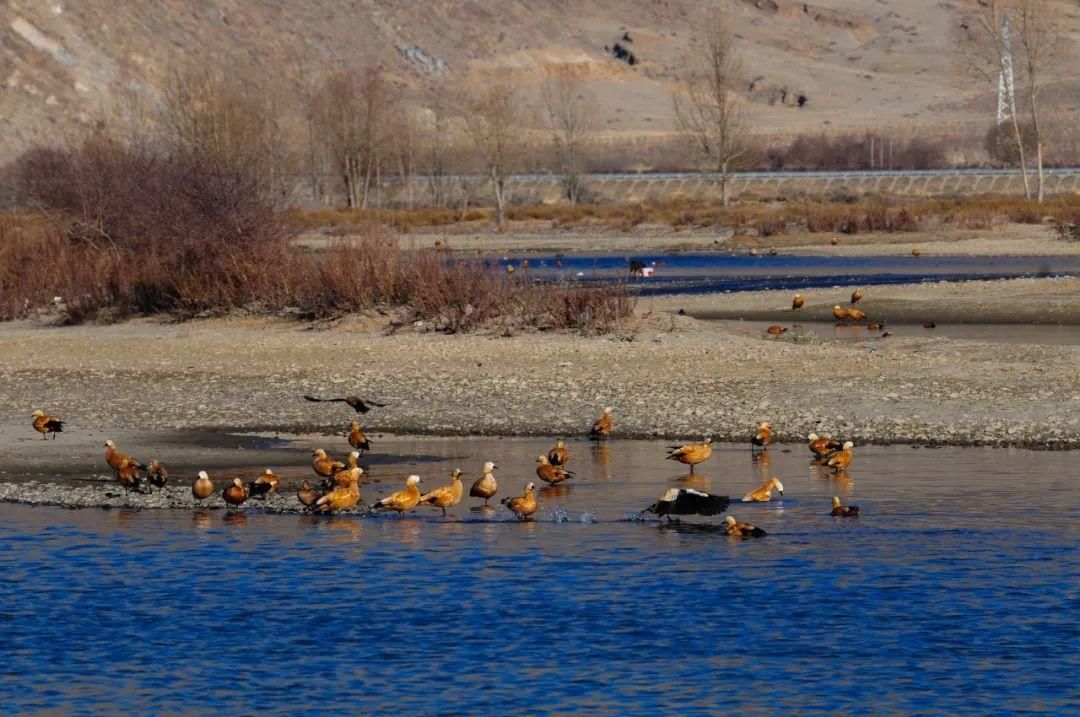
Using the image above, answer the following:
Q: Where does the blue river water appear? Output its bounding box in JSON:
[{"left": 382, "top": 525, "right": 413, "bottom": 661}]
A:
[
  {"left": 496, "top": 253, "right": 1080, "bottom": 296},
  {"left": 1, "top": 438, "right": 1077, "bottom": 715}
]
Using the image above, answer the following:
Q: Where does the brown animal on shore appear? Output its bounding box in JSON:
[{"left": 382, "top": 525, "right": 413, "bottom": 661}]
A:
[
  {"left": 536, "top": 455, "right": 574, "bottom": 485},
  {"left": 832, "top": 305, "right": 850, "bottom": 321},
  {"left": 912, "top": 248, "right": 921, "bottom": 257},
  {"left": 831, "top": 496, "right": 859, "bottom": 517},
  {"left": 470, "top": 462, "right": 498, "bottom": 505},
  {"left": 766, "top": 325, "right": 788, "bottom": 335},
  {"left": 792, "top": 294, "right": 805, "bottom": 310},
  {"left": 104, "top": 440, "right": 145, "bottom": 472},
  {"left": 297, "top": 480, "right": 321, "bottom": 508},
  {"left": 312, "top": 449, "right": 345, "bottom": 479},
  {"left": 502, "top": 482, "right": 538, "bottom": 520},
  {"left": 223, "top": 478, "right": 249, "bottom": 509},
  {"left": 830, "top": 237, "right": 839, "bottom": 246},
  {"left": 589, "top": 407, "right": 614, "bottom": 440},
  {"left": 312, "top": 474, "right": 360, "bottom": 514},
  {"left": 665, "top": 438, "right": 713, "bottom": 474},
  {"left": 851, "top": 288, "right": 863, "bottom": 304},
  {"left": 325, "top": 451, "right": 362, "bottom": 491},
  {"left": 848, "top": 307, "right": 866, "bottom": 321},
  {"left": 31, "top": 410, "right": 64, "bottom": 440},
  {"left": 419, "top": 468, "right": 464, "bottom": 516},
  {"left": 192, "top": 471, "right": 214, "bottom": 500},
  {"left": 249, "top": 469, "right": 280, "bottom": 499},
  {"left": 372, "top": 475, "right": 422, "bottom": 516},
  {"left": 147, "top": 459, "right": 168, "bottom": 492},
  {"left": 116, "top": 463, "right": 143, "bottom": 493}
]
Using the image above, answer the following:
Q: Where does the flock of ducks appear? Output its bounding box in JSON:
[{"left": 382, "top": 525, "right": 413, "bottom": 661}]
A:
[
  {"left": 771, "top": 286, "right": 893, "bottom": 339},
  {"left": 28, "top": 403, "right": 860, "bottom": 537}
]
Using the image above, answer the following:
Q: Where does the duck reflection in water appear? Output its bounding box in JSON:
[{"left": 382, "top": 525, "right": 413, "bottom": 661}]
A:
[
  {"left": 222, "top": 511, "right": 248, "bottom": 527},
  {"left": 191, "top": 510, "right": 213, "bottom": 531},
  {"left": 676, "top": 472, "right": 711, "bottom": 492},
  {"left": 539, "top": 484, "right": 569, "bottom": 500}
]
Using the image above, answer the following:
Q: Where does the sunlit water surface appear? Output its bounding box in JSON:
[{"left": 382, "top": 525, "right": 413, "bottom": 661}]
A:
[{"left": 1, "top": 438, "right": 1077, "bottom": 714}]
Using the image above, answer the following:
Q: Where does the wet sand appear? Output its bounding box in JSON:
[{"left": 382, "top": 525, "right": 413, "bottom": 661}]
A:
[{"left": 1, "top": 275, "right": 1078, "bottom": 451}]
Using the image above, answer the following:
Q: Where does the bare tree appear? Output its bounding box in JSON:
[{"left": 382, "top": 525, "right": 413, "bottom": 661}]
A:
[
  {"left": 419, "top": 86, "right": 453, "bottom": 207},
  {"left": 542, "top": 67, "right": 594, "bottom": 203},
  {"left": 958, "top": 0, "right": 1065, "bottom": 202},
  {"left": 1013, "top": 0, "right": 1066, "bottom": 202},
  {"left": 311, "top": 67, "right": 399, "bottom": 209},
  {"left": 465, "top": 81, "right": 523, "bottom": 229},
  {"left": 672, "top": 11, "right": 750, "bottom": 206}
]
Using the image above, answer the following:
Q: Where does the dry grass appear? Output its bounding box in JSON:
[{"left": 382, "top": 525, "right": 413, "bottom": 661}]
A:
[{"left": 293, "top": 195, "right": 1080, "bottom": 236}]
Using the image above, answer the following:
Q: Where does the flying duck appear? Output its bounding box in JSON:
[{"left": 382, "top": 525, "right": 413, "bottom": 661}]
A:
[
  {"left": 419, "top": 468, "right": 464, "bottom": 516},
  {"left": 501, "top": 482, "right": 538, "bottom": 520},
  {"left": 347, "top": 421, "right": 372, "bottom": 454},
  {"left": 831, "top": 496, "right": 859, "bottom": 517},
  {"left": 312, "top": 449, "right": 345, "bottom": 479},
  {"left": 249, "top": 469, "right": 280, "bottom": 499},
  {"left": 742, "top": 477, "right": 784, "bottom": 502},
  {"left": 807, "top": 433, "right": 842, "bottom": 457},
  {"left": 147, "top": 459, "right": 168, "bottom": 492},
  {"left": 825, "top": 441, "right": 854, "bottom": 472},
  {"left": 535, "top": 455, "right": 574, "bottom": 485},
  {"left": 751, "top": 423, "right": 774, "bottom": 451},
  {"left": 665, "top": 438, "right": 713, "bottom": 473},
  {"left": 792, "top": 294, "right": 805, "bottom": 310},
  {"left": 303, "top": 394, "right": 388, "bottom": 414},
  {"left": 643, "top": 487, "right": 730, "bottom": 518},
  {"left": 192, "top": 470, "right": 214, "bottom": 500},
  {"left": 470, "top": 462, "right": 499, "bottom": 505},
  {"left": 723, "top": 515, "right": 767, "bottom": 538},
  {"left": 589, "top": 407, "right": 614, "bottom": 440},
  {"left": 548, "top": 440, "right": 569, "bottom": 466},
  {"left": 372, "top": 475, "right": 423, "bottom": 516},
  {"left": 31, "top": 410, "right": 64, "bottom": 440},
  {"left": 223, "top": 478, "right": 249, "bottom": 509}
]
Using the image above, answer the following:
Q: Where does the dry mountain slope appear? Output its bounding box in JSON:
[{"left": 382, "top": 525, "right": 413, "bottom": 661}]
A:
[{"left": 1, "top": 0, "right": 1078, "bottom": 164}]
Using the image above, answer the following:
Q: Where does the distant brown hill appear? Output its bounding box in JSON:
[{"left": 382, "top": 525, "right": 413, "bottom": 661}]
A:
[{"left": 1, "top": 0, "right": 1077, "bottom": 166}]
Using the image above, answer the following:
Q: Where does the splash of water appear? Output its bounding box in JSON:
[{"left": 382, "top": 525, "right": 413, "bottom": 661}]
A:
[
  {"left": 579, "top": 511, "right": 597, "bottom": 524},
  {"left": 550, "top": 506, "right": 569, "bottom": 523}
]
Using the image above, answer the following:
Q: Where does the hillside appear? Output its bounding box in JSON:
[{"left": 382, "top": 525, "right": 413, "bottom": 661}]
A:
[{"left": 1, "top": 0, "right": 1078, "bottom": 165}]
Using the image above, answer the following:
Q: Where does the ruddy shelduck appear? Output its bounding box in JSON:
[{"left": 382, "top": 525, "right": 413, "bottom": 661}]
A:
[
  {"left": 502, "top": 482, "right": 538, "bottom": 520},
  {"left": 249, "top": 469, "right": 280, "bottom": 499},
  {"left": 589, "top": 407, "right": 614, "bottom": 440},
  {"left": 548, "top": 440, "right": 569, "bottom": 466},
  {"left": 850, "top": 288, "right": 863, "bottom": 304},
  {"left": 325, "top": 451, "right": 362, "bottom": 491},
  {"left": 347, "top": 421, "right": 371, "bottom": 454},
  {"left": 831, "top": 496, "right": 859, "bottom": 517},
  {"left": 104, "top": 440, "right": 145, "bottom": 472},
  {"left": 192, "top": 470, "right": 214, "bottom": 500},
  {"left": 470, "top": 462, "right": 499, "bottom": 505},
  {"left": 723, "top": 515, "right": 767, "bottom": 538},
  {"left": 297, "top": 480, "right": 321, "bottom": 508},
  {"left": 665, "top": 438, "right": 713, "bottom": 473},
  {"left": 303, "top": 394, "right": 387, "bottom": 414},
  {"left": 312, "top": 474, "right": 360, "bottom": 513},
  {"left": 825, "top": 441, "right": 854, "bottom": 472},
  {"left": 742, "top": 477, "right": 784, "bottom": 502},
  {"left": 832, "top": 305, "right": 850, "bottom": 321},
  {"left": 766, "top": 325, "right": 788, "bottom": 335},
  {"left": 848, "top": 307, "right": 866, "bottom": 321},
  {"left": 751, "top": 423, "right": 774, "bottom": 451},
  {"left": 792, "top": 294, "right": 805, "bottom": 310},
  {"left": 372, "top": 475, "right": 423, "bottom": 516},
  {"left": 643, "top": 487, "right": 729, "bottom": 518},
  {"left": 419, "top": 468, "right": 464, "bottom": 515},
  {"left": 807, "top": 433, "right": 842, "bottom": 457},
  {"left": 116, "top": 463, "right": 143, "bottom": 492},
  {"left": 311, "top": 449, "right": 345, "bottom": 479},
  {"left": 223, "top": 478, "right": 249, "bottom": 509},
  {"left": 536, "top": 455, "right": 574, "bottom": 484},
  {"left": 31, "top": 410, "right": 64, "bottom": 440},
  {"left": 147, "top": 459, "right": 168, "bottom": 492}
]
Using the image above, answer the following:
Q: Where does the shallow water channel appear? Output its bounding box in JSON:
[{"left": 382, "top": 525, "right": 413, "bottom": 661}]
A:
[{"left": 1, "top": 435, "right": 1076, "bottom": 713}]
